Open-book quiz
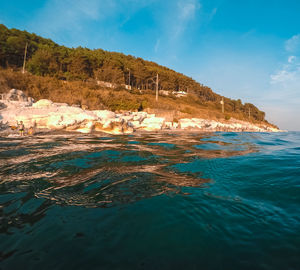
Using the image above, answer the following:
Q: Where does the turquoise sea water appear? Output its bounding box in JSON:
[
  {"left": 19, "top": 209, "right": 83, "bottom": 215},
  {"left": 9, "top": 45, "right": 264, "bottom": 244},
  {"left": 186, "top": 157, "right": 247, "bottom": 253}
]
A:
[{"left": 0, "top": 131, "right": 299, "bottom": 270}]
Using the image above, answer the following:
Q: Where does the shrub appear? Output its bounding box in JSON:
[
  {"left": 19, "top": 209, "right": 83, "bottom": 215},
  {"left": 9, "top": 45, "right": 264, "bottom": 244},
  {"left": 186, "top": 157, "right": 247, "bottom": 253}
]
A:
[{"left": 224, "top": 114, "right": 231, "bottom": 120}]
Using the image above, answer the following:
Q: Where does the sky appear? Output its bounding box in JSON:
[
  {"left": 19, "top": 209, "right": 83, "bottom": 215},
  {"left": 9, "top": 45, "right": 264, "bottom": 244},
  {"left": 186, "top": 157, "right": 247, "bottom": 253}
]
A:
[{"left": 1, "top": 0, "right": 300, "bottom": 130}]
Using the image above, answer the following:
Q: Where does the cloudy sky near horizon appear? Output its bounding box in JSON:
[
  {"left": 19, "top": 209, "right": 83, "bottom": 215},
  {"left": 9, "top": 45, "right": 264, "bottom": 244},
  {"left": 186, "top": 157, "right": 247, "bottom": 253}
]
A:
[{"left": 1, "top": 0, "right": 300, "bottom": 130}]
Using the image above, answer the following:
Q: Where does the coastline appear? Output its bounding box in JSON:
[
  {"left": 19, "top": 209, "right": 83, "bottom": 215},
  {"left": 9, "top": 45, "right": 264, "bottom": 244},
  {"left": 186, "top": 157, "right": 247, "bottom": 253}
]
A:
[{"left": 0, "top": 89, "right": 283, "bottom": 136}]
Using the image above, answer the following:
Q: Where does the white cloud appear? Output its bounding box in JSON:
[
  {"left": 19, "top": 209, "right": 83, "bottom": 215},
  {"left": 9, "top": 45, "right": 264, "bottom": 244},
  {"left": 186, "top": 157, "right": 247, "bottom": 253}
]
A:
[
  {"left": 270, "top": 61, "right": 300, "bottom": 84},
  {"left": 178, "top": 1, "right": 198, "bottom": 20},
  {"left": 288, "top": 55, "right": 296, "bottom": 63},
  {"left": 29, "top": 0, "right": 162, "bottom": 48},
  {"left": 265, "top": 35, "right": 300, "bottom": 130},
  {"left": 270, "top": 69, "right": 295, "bottom": 83},
  {"left": 29, "top": 0, "right": 151, "bottom": 48},
  {"left": 285, "top": 34, "right": 300, "bottom": 53},
  {"left": 36, "top": 0, "right": 107, "bottom": 28},
  {"left": 28, "top": 0, "right": 115, "bottom": 45},
  {"left": 172, "top": 0, "right": 201, "bottom": 38},
  {"left": 270, "top": 35, "right": 300, "bottom": 101},
  {"left": 269, "top": 55, "right": 300, "bottom": 107}
]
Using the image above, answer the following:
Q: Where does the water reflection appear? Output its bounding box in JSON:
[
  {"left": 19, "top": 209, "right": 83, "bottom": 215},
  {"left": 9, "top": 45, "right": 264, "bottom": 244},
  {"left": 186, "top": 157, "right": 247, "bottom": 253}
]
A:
[
  {"left": 0, "top": 132, "right": 257, "bottom": 210},
  {"left": 1, "top": 132, "right": 299, "bottom": 270}
]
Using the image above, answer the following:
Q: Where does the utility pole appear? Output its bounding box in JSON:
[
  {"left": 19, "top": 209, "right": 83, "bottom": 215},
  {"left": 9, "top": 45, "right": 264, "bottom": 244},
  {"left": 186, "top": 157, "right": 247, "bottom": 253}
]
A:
[
  {"left": 22, "top": 42, "right": 28, "bottom": 74},
  {"left": 126, "top": 68, "right": 131, "bottom": 87},
  {"left": 156, "top": 73, "right": 159, "bottom": 101},
  {"left": 220, "top": 97, "right": 224, "bottom": 113},
  {"left": 128, "top": 69, "right": 130, "bottom": 86}
]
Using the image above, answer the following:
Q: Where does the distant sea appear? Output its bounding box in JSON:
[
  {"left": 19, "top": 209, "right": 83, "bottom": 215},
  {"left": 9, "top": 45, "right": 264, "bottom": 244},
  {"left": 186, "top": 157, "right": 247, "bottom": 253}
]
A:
[{"left": 1, "top": 131, "right": 299, "bottom": 270}]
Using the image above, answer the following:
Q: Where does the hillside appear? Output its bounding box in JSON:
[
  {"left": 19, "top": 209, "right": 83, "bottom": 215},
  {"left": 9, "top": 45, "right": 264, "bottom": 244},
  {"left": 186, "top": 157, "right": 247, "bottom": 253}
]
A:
[{"left": 0, "top": 24, "right": 274, "bottom": 126}]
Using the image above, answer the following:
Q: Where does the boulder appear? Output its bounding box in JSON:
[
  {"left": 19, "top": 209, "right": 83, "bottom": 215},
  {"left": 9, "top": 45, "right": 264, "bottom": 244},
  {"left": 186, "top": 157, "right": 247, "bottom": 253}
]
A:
[
  {"left": 179, "top": 119, "right": 201, "bottom": 129},
  {"left": 5, "top": 89, "right": 28, "bottom": 102},
  {"left": 128, "top": 120, "right": 141, "bottom": 129},
  {"left": 73, "top": 120, "right": 94, "bottom": 133},
  {"left": 92, "top": 110, "right": 115, "bottom": 120},
  {"left": 32, "top": 99, "right": 54, "bottom": 108},
  {"left": 47, "top": 114, "right": 65, "bottom": 130},
  {"left": 132, "top": 112, "right": 147, "bottom": 122},
  {"left": 164, "top": 121, "right": 179, "bottom": 129},
  {"left": 119, "top": 115, "right": 134, "bottom": 122},
  {"left": 0, "top": 89, "right": 34, "bottom": 107},
  {"left": 140, "top": 117, "right": 165, "bottom": 131},
  {"left": 94, "top": 120, "right": 133, "bottom": 134}
]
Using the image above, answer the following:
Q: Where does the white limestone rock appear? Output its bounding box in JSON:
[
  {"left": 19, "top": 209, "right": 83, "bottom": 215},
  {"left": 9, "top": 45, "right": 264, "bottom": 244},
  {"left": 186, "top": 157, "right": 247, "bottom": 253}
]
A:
[
  {"left": 0, "top": 89, "right": 281, "bottom": 134},
  {"left": 47, "top": 114, "right": 65, "bottom": 130},
  {"left": 92, "top": 110, "right": 116, "bottom": 120},
  {"left": 32, "top": 99, "right": 54, "bottom": 108},
  {"left": 179, "top": 118, "right": 202, "bottom": 129},
  {"left": 140, "top": 117, "right": 165, "bottom": 131},
  {"left": 119, "top": 115, "right": 134, "bottom": 122},
  {"left": 128, "top": 120, "right": 141, "bottom": 129},
  {"left": 75, "top": 121, "right": 94, "bottom": 133},
  {"left": 164, "top": 121, "right": 179, "bottom": 129}
]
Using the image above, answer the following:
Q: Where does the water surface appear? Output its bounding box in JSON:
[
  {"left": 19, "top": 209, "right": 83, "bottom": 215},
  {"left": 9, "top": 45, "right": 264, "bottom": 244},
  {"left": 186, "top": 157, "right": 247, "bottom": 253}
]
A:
[{"left": 1, "top": 131, "right": 299, "bottom": 269}]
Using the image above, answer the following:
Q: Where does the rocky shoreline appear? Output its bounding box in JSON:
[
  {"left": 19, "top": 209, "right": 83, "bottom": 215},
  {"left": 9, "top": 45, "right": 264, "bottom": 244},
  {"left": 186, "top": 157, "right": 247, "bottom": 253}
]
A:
[{"left": 0, "top": 89, "right": 281, "bottom": 135}]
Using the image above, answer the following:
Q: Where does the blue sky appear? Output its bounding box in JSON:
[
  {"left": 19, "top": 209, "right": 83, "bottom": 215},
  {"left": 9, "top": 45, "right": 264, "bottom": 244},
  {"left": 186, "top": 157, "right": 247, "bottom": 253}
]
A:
[{"left": 1, "top": 0, "right": 300, "bottom": 130}]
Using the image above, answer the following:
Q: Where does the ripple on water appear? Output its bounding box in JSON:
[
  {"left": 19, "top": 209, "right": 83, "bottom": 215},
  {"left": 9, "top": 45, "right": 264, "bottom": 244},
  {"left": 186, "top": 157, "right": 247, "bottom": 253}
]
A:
[{"left": 0, "top": 132, "right": 299, "bottom": 270}]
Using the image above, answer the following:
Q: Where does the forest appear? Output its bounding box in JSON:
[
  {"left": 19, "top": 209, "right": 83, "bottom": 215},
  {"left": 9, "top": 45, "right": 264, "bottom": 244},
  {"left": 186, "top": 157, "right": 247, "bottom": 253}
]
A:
[{"left": 0, "top": 24, "right": 267, "bottom": 123}]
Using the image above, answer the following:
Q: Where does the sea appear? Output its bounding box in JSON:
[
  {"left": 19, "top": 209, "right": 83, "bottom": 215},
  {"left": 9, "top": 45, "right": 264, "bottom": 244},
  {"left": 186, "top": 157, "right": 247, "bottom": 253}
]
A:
[{"left": 0, "top": 131, "right": 299, "bottom": 270}]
